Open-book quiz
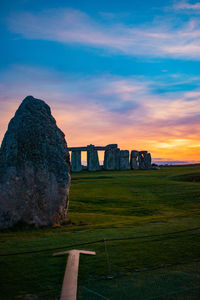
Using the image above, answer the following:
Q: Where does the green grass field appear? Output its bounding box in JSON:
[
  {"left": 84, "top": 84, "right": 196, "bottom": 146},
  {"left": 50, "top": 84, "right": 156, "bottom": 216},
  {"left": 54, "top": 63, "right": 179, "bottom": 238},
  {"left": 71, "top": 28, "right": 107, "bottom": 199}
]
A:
[{"left": 0, "top": 165, "right": 200, "bottom": 299}]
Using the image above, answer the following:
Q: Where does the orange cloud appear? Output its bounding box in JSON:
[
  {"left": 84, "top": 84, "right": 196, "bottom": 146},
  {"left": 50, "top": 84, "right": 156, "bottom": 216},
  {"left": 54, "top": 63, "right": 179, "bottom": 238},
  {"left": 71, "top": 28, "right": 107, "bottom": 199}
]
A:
[{"left": 0, "top": 66, "right": 200, "bottom": 164}]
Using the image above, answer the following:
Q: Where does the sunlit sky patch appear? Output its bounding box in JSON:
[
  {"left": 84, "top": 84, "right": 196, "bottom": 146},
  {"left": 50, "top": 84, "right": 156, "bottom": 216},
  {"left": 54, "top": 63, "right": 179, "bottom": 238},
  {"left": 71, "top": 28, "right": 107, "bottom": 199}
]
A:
[{"left": 0, "top": 0, "right": 200, "bottom": 163}]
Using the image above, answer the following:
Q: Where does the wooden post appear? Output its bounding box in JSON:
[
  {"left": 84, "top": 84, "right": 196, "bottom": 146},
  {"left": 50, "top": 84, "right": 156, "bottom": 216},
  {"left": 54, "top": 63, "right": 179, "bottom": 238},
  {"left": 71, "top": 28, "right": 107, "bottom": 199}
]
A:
[{"left": 53, "top": 250, "right": 96, "bottom": 300}]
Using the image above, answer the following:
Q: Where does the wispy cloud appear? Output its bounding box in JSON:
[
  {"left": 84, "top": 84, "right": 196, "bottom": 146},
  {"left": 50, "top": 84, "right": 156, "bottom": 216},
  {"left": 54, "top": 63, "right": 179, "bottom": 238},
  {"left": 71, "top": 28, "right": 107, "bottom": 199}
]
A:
[
  {"left": 7, "top": 8, "right": 200, "bottom": 60},
  {"left": 1, "top": 65, "right": 200, "bottom": 161},
  {"left": 174, "top": 1, "right": 200, "bottom": 10}
]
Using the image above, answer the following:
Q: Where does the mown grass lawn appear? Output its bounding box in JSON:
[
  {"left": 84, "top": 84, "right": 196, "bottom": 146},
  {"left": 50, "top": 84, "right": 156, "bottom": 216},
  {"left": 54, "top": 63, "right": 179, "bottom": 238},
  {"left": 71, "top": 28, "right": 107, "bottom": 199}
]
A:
[{"left": 0, "top": 166, "right": 200, "bottom": 299}]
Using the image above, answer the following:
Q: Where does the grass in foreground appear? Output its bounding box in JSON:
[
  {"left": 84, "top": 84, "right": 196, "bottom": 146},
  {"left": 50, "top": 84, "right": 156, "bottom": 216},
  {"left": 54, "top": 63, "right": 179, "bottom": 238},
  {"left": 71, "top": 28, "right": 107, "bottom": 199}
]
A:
[{"left": 0, "top": 165, "right": 200, "bottom": 299}]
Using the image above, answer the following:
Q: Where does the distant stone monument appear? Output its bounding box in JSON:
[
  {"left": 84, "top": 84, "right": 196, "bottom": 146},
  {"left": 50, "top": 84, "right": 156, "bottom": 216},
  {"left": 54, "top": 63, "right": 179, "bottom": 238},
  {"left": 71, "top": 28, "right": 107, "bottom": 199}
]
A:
[
  {"left": 0, "top": 96, "right": 71, "bottom": 230},
  {"left": 69, "top": 144, "right": 152, "bottom": 172}
]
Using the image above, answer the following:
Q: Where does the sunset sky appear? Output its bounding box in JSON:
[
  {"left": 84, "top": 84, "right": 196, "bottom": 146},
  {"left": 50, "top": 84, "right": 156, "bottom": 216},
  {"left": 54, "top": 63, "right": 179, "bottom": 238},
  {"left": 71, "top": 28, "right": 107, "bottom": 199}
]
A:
[{"left": 1, "top": 0, "right": 200, "bottom": 164}]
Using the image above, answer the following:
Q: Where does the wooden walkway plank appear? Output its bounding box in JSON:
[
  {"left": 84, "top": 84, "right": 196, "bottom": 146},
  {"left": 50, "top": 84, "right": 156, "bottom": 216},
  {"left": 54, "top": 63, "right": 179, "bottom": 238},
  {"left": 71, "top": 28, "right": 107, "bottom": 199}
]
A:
[{"left": 53, "top": 249, "right": 96, "bottom": 300}]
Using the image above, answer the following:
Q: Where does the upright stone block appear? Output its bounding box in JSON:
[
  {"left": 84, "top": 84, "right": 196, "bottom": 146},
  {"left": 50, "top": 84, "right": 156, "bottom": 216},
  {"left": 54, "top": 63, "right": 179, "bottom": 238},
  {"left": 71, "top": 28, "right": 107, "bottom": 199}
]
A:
[
  {"left": 71, "top": 151, "right": 82, "bottom": 172},
  {"left": 104, "top": 149, "right": 113, "bottom": 170},
  {"left": 130, "top": 150, "right": 139, "bottom": 169},
  {"left": 119, "top": 150, "right": 130, "bottom": 170},
  {"left": 147, "top": 153, "right": 152, "bottom": 169},
  {"left": 87, "top": 144, "right": 100, "bottom": 171},
  {"left": 138, "top": 151, "right": 151, "bottom": 169},
  {"left": 138, "top": 151, "right": 146, "bottom": 169},
  {"left": 104, "top": 147, "right": 120, "bottom": 170},
  {"left": 115, "top": 148, "right": 120, "bottom": 170}
]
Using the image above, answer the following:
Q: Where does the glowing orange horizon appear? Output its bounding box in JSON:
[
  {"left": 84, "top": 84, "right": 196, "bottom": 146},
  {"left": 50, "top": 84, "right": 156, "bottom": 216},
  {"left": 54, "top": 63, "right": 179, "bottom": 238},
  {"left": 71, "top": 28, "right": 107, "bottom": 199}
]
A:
[{"left": 1, "top": 100, "right": 199, "bottom": 164}]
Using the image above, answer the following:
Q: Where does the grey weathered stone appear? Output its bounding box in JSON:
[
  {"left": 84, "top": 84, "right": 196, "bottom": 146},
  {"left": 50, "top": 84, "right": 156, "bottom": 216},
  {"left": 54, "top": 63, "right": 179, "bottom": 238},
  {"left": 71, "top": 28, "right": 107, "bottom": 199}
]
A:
[
  {"left": 147, "top": 153, "right": 152, "bottom": 169},
  {"left": 0, "top": 96, "right": 70, "bottom": 230},
  {"left": 130, "top": 150, "right": 139, "bottom": 169},
  {"left": 115, "top": 148, "right": 120, "bottom": 170},
  {"left": 105, "top": 144, "right": 118, "bottom": 150},
  {"left": 71, "top": 151, "right": 82, "bottom": 172},
  {"left": 68, "top": 144, "right": 118, "bottom": 152},
  {"left": 119, "top": 150, "right": 130, "bottom": 170},
  {"left": 103, "top": 149, "right": 113, "bottom": 170},
  {"left": 104, "top": 147, "right": 120, "bottom": 170},
  {"left": 68, "top": 143, "right": 152, "bottom": 172},
  {"left": 87, "top": 144, "right": 100, "bottom": 171},
  {"left": 138, "top": 151, "right": 146, "bottom": 169},
  {"left": 138, "top": 151, "right": 151, "bottom": 169}
]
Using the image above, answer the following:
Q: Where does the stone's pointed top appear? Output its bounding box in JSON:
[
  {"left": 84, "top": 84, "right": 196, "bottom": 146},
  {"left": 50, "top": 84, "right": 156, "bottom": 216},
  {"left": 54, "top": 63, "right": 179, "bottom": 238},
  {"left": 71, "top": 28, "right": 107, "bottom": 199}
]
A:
[
  {"left": 22, "top": 95, "right": 48, "bottom": 105},
  {"left": 25, "top": 95, "right": 34, "bottom": 99},
  {"left": 22, "top": 95, "right": 44, "bottom": 103},
  {"left": 17, "top": 95, "right": 51, "bottom": 116},
  {"left": 0, "top": 96, "right": 70, "bottom": 230}
]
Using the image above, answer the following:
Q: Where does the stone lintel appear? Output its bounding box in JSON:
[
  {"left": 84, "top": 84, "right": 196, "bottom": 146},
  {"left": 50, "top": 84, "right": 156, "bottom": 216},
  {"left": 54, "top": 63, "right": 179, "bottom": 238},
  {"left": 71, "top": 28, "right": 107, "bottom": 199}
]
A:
[
  {"left": 68, "top": 147, "right": 87, "bottom": 151},
  {"left": 68, "top": 144, "right": 118, "bottom": 152}
]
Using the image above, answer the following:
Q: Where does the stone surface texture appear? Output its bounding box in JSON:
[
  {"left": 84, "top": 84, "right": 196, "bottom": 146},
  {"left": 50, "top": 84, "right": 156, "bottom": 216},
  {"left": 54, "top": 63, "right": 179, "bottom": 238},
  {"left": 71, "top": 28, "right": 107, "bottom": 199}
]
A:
[
  {"left": 147, "top": 153, "right": 152, "bottom": 169},
  {"left": 130, "top": 150, "right": 139, "bottom": 169},
  {"left": 0, "top": 96, "right": 70, "bottom": 230},
  {"left": 119, "top": 150, "right": 130, "bottom": 170},
  {"left": 71, "top": 151, "right": 82, "bottom": 172},
  {"left": 114, "top": 148, "right": 120, "bottom": 170},
  {"left": 87, "top": 144, "right": 100, "bottom": 171},
  {"left": 138, "top": 151, "right": 151, "bottom": 169},
  {"left": 104, "top": 147, "right": 120, "bottom": 170}
]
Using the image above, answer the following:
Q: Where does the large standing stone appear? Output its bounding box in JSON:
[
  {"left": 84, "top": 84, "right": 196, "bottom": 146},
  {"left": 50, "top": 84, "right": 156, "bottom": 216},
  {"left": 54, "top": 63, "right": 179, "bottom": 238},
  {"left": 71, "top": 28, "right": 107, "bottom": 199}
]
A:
[
  {"left": 87, "top": 144, "right": 100, "bottom": 171},
  {"left": 104, "top": 147, "right": 120, "bottom": 170},
  {"left": 119, "top": 150, "right": 130, "bottom": 170},
  {"left": 130, "top": 150, "right": 139, "bottom": 169},
  {"left": 147, "top": 153, "right": 152, "bottom": 169},
  {"left": 71, "top": 151, "right": 82, "bottom": 172},
  {"left": 138, "top": 151, "right": 151, "bottom": 169},
  {"left": 114, "top": 148, "right": 120, "bottom": 170},
  {"left": 138, "top": 151, "right": 146, "bottom": 169},
  {"left": 0, "top": 96, "right": 70, "bottom": 230}
]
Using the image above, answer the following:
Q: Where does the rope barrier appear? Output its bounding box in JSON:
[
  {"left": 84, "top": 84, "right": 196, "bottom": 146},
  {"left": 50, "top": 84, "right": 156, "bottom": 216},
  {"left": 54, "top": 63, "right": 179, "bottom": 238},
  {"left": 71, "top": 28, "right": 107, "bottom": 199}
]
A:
[
  {"left": 0, "top": 226, "right": 199, "bottom": 257},
  {"left": 1, "top": 258, "right": 200, "bottom": 286},
  {"left": 98, "top": 258, "right": 200, "bottom": 281},
  {"left": 103, "top": 226, "right": 200, "bottom": 243}
]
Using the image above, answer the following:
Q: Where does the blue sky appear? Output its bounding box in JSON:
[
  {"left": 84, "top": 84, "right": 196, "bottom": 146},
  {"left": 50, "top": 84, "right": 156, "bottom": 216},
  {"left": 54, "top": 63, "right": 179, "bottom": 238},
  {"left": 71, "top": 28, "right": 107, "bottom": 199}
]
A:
[{"left": 1, "top": 0, "right": 200, "bottom": 163}]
